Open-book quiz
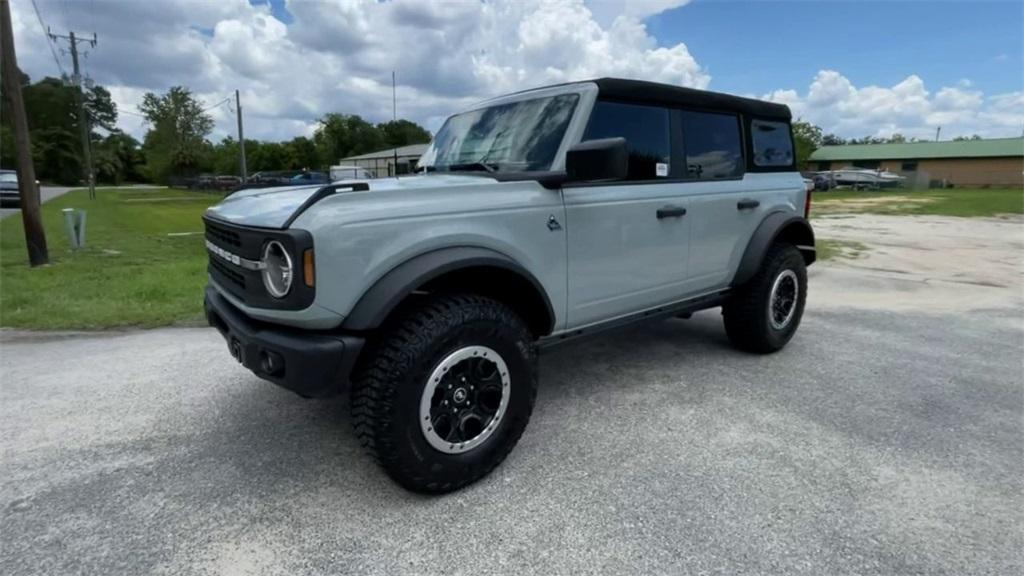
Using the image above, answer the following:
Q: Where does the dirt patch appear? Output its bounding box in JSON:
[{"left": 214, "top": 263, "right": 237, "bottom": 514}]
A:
[
  {"left": 811, "top": 214, "right": 1024, "bottom": 313},
  {"left": 814, "top": 195, "right": 936, "bottom": 214}
]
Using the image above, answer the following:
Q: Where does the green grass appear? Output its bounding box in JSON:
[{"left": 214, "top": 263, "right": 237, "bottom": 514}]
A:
[
  {"left": 2, "top": 185, "right": 1018, "bottom": 329},
  {"left": 816, "top": 238, "right": 869, "bottom": 262},
  {"left": 813, "top": 187, "right": 1024, "bottom": 217},
  {"left": 1, "top": 188, "right": 221, "bottom": 329}
]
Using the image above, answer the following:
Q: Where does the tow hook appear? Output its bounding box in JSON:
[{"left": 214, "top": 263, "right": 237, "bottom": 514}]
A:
[{"left": 229, "top": 338, "right": 242, "bottom": 363}]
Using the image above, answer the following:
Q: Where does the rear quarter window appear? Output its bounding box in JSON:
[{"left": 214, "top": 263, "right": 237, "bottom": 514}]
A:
[{"left": 751, "top": 119, "right": 794, "bottom": 167}]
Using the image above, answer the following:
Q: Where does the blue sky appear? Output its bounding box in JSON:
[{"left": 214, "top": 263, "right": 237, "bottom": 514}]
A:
[
  {"left": 13, "top": 0, "right": 1024, "bottom": 141},
  {"left": 646, "top": 0, "right": 1023, "bottom": 98}
]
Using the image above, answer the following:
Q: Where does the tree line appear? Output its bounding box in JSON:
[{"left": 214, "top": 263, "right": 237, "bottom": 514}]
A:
[
  {"left": 4, "top": 72, "right": 989, "bottom": 184},
  {"left": 0, "top": 74, "right": 432, "bottom": 185}
]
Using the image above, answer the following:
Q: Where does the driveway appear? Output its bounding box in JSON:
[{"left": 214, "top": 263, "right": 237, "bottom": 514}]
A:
[
  {"left": 1, "top": 185, "right": 167, "bottom": 220},
  {"left": 1, "top": 215, "right": 1022, "bottom": 575},
  {"left": 0, "top": 186, "right": 76, "bottom": 220}
]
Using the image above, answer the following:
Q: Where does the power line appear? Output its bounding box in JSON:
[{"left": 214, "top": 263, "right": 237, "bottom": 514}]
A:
[
  {"left": 201, "top": 97, "right": 232, "bottom": 113},
  {"left": 29, "top": 0, "right": 65, "bottom": 75}
]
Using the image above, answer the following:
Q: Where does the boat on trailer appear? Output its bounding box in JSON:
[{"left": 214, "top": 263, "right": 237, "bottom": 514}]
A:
[{"left": 818, "top": 168, "right": 905, "bottom": 190}]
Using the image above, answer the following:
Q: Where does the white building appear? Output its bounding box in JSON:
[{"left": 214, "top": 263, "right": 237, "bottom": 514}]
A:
[{"left": 340, "top": 143, "right": 430, "bottom": 177}]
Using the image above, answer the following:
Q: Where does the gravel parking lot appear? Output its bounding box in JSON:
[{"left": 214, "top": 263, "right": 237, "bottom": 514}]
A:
[{"left": 2, "top": 214, "right": 1022, "bottom": 575}]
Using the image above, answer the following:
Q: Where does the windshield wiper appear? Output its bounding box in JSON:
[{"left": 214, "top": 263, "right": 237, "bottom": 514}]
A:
[{"left": 446, "top": 162, "right": 498, "bottom": 174}]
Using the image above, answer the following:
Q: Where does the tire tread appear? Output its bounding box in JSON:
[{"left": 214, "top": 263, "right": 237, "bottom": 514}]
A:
[
  {"left": 350, "top": 293, "right": 536, "bottom": 493},
  {"left": 723, "top": 243, "right": 806, "bottom": 354}
]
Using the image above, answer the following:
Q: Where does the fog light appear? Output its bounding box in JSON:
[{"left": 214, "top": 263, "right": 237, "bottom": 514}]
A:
[{"left": 259, "top": 350, "right": 285, "bottom": 376}]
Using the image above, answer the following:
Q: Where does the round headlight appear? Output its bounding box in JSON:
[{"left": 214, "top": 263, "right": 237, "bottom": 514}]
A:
[{"left": 261, "top": 241, "right": 293, "bottom": 298}]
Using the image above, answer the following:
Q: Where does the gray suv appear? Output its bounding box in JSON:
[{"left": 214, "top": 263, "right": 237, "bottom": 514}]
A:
[{"left": 203, "top": 78, "right": 815, "bottom": 493}]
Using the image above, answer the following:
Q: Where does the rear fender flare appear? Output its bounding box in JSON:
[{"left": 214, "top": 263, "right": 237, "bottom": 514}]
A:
[{"left": 731, "top": 212, "right": 816, "bottom": 287}]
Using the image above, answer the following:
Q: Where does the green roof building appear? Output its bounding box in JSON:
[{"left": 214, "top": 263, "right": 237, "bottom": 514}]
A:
[{"left": 808, "top": 137, "right": 1024, "bottom": 188}]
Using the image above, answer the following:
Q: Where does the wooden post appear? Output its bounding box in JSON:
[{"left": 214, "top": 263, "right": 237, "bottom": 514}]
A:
[{"left": 1, "top": 0, "right": 49, "bottom": 266}]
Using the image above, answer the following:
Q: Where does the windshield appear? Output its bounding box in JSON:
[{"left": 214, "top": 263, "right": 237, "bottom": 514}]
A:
[
  {"left": 419, "top": 93, "right": 579, "bottom": 173},
  {"left": 0, "top": 172, "right": 17, "bottom": 183}
]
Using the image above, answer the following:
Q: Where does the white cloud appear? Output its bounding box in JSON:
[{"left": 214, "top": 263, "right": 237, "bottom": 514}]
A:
[
  {"left": 585, "top": 0, "right": 692, "bottom": 27},
  {"left": 11, "top": 1, "right": 1022, "bottom": 144},
  {"left": 11, "top": 0, "right": 707, "bottom": 142},
  {"left": 767, "top": 70, "right": 1024, "bottom": 139}
]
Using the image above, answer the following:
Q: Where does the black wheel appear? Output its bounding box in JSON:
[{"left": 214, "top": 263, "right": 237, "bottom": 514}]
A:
[
  {"left": 723, "top": 243, "right": 807, "bottom": 353},
  {"left": 350, "top": 293, "right": 537, "bottom": 494}
]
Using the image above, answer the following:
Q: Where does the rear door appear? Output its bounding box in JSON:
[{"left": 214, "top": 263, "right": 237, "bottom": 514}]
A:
[
  {"left": 563, "top": 100, "right": 692, "bottom": 328},
  {"left": 677, "top": 110, "right": 763, "bottom": 291}
]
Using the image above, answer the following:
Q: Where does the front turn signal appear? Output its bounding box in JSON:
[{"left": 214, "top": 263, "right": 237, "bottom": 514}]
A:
[{"left": 303, "top": 249, "right": 315, "bottom": 287}]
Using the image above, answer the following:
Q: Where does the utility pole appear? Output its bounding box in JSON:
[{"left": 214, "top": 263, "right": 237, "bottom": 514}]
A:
[
  {"left": 235, "top": 89, "right": 247, "bottom": 180},
  {"left": 392, "top": 70, "right": 398, "bottom": 178},
  {"left": 48, "top": 28, "right": 97, "bottom": 199},
  {"left": 1, "top": 0, "right": 49, "bottom": 265},
  {"left": 935, "top": 126, "right": 941, "bottom": 142}
]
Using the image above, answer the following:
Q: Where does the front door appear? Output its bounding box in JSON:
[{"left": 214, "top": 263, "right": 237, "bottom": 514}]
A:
[
  {"left": 563, "top": 100, "right": 690, "bottom": 329},
  {"left": 564, "top": 182, "right": 691, "bottom": 328}
]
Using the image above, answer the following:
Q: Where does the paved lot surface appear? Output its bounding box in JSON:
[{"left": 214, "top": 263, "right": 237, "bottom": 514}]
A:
[{"left": 1, "top": 215, "right": 1022, "bottom": 575}]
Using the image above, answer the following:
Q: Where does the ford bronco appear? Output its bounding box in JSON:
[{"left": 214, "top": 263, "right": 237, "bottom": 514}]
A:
[{"left": 203, "top": 78, "right": 815, "bottom": 493}]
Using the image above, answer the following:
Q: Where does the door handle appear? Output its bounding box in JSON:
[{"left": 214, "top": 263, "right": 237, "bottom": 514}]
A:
[
  {"left": 656, "top": 205, "right": 687, "bottom": 219},
  {"left": 737, "top": 199, "right": 760, "bottom": 210}
]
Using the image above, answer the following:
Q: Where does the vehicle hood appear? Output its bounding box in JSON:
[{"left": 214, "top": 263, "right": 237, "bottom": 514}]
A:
[{"left": 204, "top": 174, "right": 494, "bottom": 229}]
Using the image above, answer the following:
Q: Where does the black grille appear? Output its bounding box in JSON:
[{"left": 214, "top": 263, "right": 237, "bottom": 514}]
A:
[
  {"left": 209, "top": 257, "right": 245, "bottom": 290},
  {"left": 201, "top": 215, "right": 314, "bottom": 310},
  {"left": 205, "top": 220, "right": 241, "bottom": 248}
]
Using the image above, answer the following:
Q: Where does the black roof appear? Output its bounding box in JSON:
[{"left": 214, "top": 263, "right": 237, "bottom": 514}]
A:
[{"left": 592, "top": 78, "right": 791, "bottom": 120}]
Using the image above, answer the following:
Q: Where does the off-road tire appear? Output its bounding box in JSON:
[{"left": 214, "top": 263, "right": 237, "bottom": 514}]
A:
[
  {"left": 723, "top": 243, "right": 807, "bottom": 353},
  {"left": 350, "top": 293, "right": 537, "bottom": 494}
]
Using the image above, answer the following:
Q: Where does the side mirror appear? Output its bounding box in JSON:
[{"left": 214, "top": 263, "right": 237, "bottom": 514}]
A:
[{"left": 565, "top": 137, "right": 628, "bottom": 182}]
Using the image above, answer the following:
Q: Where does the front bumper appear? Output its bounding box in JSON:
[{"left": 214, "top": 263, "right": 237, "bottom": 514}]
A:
[{"left": 204, "top": 286, "right": 364, "bottom": 398}]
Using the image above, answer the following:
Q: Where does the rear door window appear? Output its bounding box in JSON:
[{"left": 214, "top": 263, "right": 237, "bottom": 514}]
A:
[
  {"left": 583, "top": 100, "right": 671, "bottom": 180},
  {"left": 681, "top": 111, "right": 744, "bottom": 179},
  {"left": 751, "top": 119, "right": 794, "bottom": 167}
]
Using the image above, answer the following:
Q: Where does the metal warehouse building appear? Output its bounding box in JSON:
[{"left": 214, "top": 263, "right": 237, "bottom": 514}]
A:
[
  {"left": 339, "top": 143, "right": 429, "bottom": 178},
  {"left": 808, "top": 137, "right": 1024, "bottom": 188}
]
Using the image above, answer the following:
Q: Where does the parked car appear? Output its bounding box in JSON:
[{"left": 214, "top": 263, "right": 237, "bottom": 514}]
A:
[
  {"left": 202, "top": 78, "right": 815, "bottom": 493},
  {"left": 290, "top": 171, "right": 330, "bottom": 184},
  {"left": 813, "top": 173, "right": 833, "bottom": 191},
  {"left": 329, "top": 165, "right": 375, "bottom": 181},
  {"left": 214, "top": 175, "right": 242, "bottom": 191},
  {"left": 190, "top": 174, "right": 216, "bottom": 190},
  {"left": 0, "top": 169, "right": 20, "bottom": 207},
  {"left": 249, "top": 170, "right": 302, "bottom": 185}
]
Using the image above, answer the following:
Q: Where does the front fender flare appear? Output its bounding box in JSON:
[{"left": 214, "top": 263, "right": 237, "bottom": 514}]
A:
[
  {"left": 341, "top": 246, "right": 555, "bottom": 332},
  {"left": 731, "top": 212, "right": 815, "bottom": 287}
]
